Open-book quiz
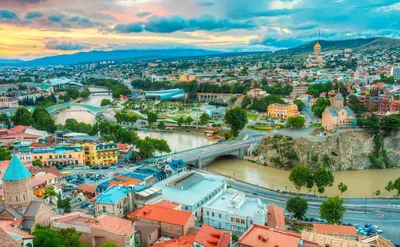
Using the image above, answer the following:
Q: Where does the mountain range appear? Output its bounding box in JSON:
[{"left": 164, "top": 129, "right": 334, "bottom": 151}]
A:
[{"left": 1, "top": 37, "right": 399, "bottom": 66}]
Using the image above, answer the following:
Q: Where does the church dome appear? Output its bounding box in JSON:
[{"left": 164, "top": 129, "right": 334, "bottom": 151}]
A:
[
  {"left": 314, "top": 42, "right": 321, "bottom": 48},
  {"left": 3, "top": 156, "right": 31, "bottom": 182}
]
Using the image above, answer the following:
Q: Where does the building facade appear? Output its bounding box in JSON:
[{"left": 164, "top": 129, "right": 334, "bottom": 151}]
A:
[
  {"left": 267, "top": 104, "right": 299, "bottom": 119},
  {"left": 31, "top": 146, "right": 85, "bottom": 166},
  {"left": 0, "top": 97, "right": 19, "bottom": 108},
  {"left": 322, "top": 93, "right": 356, "bottom": 131},
  {"left": 179, "top": 74, "right": 197, "bottom": 82},
  {"left": 83, "top": 142, "right": 119, "bottom": 165}
]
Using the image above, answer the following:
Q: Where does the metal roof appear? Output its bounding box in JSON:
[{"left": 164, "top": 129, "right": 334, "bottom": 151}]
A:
[{"left": 3, "top": 156, "right": 31, "bottom": 182}]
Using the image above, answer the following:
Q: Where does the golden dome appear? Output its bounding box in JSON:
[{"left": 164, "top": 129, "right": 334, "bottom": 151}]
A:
[{"left": 314, "top": 42, "right": 321, "bottom": 48}]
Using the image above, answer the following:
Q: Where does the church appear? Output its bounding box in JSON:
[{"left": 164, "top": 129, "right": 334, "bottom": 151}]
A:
[
  {"left": 0, "top": 156, "right": 55, "bottom": 233},
  {"left": 321, "top": 93, "right": 357, "bottom": 131},
  {"left": 304, "top": 42, "right": 326, "bottom": 68}
]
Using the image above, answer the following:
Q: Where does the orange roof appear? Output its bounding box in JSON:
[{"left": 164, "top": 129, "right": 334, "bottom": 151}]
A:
[
  {"left": 117, "top": 143, "right": 129, "bottom": 151},
  {"left": 93, "top": 215, "right": 134, "bottom": 235},
  {"left": 34, "top": 173, "right": 57, "bottom": 182},
  {"left": 151, "top": 235, "right": 196, "bottom": 247},
  {"left": 77, "top": 183, "right": 97, "bottom": 194},
  {"left": 239, "top": 224, "right": 318, "bottom": 247},
  {"left": 313, "top": 224, "right": 357, "bottom": 237},
  {"left": 267, "top": 205, "right": 286, "bottom": 231},
  {"left": 1, "top": 226, "right": 34, "bottom": 239},
  {"left": 194, "top": 224, "right": 230, "bottom": 247},
  {"left": 44, "top": 166, "right": 63, "bottom": 177},
  {"left": 0, "top": 160, "right": 10, "bottom": 171},
  {"left": 133, "top": 204, "right": 193, "bottom": 227},
  {"left": 154, "top": 200, "right": 180, "bottom": 209},
  {"left": 108, "top": 175, "right": 141, "bottom": 188},
  {"left": 127, "top": 208, "right": 142, "bottom": 219}
]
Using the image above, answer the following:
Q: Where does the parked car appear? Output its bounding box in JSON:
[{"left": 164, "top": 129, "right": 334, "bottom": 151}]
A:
[
  {"left": 80, "top": 202, "right": 90, "bottom": 208},
  {"left": 373, "top": 225, "right": 383, "bottom": 233}
]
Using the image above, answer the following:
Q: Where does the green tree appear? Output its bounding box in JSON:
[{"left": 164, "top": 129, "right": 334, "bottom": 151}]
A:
[
  {"left": 199, "top": 113, "right": 211, "bottom": 126},
  {"left": 288, "top": 166, "right": 313, "bottom": 195},
  {"left": 0, "top": 113, "right": 10, "bottom": 128},
  {"left": 337, "top": 182, "right": 348, "bottom": 195},
  {"left": 224, "top": 107, "right": 248, "bottom": 136},
  {"left": 375, "top": 190, "right": 381, "bottom": 197},
  {"left": 186, "top": 116, "right": 194, "bottom": 126},
  {"left": 385, "top": 180, "right": 394, "bottom": 192},
  {"left": 32, "top": 225, "right": 62, "bottom": 247},
  {"left": 313, "top": 168, "right": 334, "bottom": 194},
  {"left": 158, "top": 121, "right": 166, "bottom": 130},
  {"left": 250, "top": 95, "right": 285, "bottom": 112},
  {"left": 320, "top": 196, "right": 346, "bottom": 224},
  {"left": 63, "top": 198, "right": 72, "bottom": 213},
  {"left": 32, "top": 107, "right": 56, "bottom": 133},
  {"left": 13, "top": 107, "right": 33, "bottom": 126},
  {"left": 287, "top": 116, "right": 305, "bottom": 128},
  {"left": 177, "top": 117, "right": 185, "bottom": 127},
  {"left": 43, "top": 186, "right": 57, "bottom": 200},
  {"left": 293, "top": 99, "right": 305, "bottom": 111},
  {"left": 32, "top": 159, "right": 43, "bottom": 168},
  {"left": 101, "top": 98, "right": 112, "bottom": 106},
  {"left": 56, "top": 192, "right": 63, "bottom": 209},
  {"left": 59, "top": 228, "right": 85, "bottom": 247},
  {"left": 0, "top": 148, "right": 11, "bottom": 160},
  {"left": 286, "top": 196, "right": 308, "bottom": 220},
  {"left": 385, "top": 178, "right": 400, "bottom": 195},
  {"left": 147, "top": 112, "right": 158, "bottom": 126},
  {"left": 311, "top": 98, "right": 329, "bottom": 118},
  {"left": 98, "top": 241, "right": 118, "bottom": 247},
  {"left": 79, "top": 88, "right": 91, "bottom": 99},
  {"left": 138, "top": 137, "right": 155, "bottom": 159}
]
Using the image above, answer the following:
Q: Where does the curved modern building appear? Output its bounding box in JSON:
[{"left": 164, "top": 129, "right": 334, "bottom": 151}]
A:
[{"left": 145, "top": 88, "right": 185, "bottom": 102}]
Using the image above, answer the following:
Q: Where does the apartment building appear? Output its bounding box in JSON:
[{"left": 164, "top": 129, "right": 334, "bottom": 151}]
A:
[
  {"left": 267, "top": 103, "right": 298, "bottom": 119},
  {"left": 82, "top": 142, "right": 119, "bottom": 165}
]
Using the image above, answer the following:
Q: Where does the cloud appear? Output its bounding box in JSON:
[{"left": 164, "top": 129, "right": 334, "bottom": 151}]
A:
[
  {"left": 195, "top": 0, "right": 215, "bottom": 7},
  {"left": 68, "top": 16, "right": 102, "bottom": 28},
  {"left": 45, "top": 40, "right": 90, "bottom": 50},
  {"left": 16, "top": 0, "right": 45, "bottom": 3},
  {"left": 25, "top": 12, "right": 44, "bottom": 19},
  {"left": 48, "top": 15, "right": 63, "bottom": 23},
  {"left": 113, "top": 14, "right": 257, "bottom": 33},
  {"left": 136, "top": 12, "right": 152, "bottom": 18},
  {"left": 0, "top": 9, "right": 19, "bottom": 23}
]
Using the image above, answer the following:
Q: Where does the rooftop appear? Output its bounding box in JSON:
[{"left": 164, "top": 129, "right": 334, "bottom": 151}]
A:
[
  {"left": 3, "top": 156, "right": 31, "bottom": 182},
  {"left": 194, "top": 224, "right": 231, "bottom": 247},
  {"left": 96, "top": 185, "right": 132, "bottom": 204},
  {"left": 155, "top": 171, "right": 225, "bottom": 207},
  {"left": 132, "top": 204, "right": 193, "bottom": 226},
  {"left": 152, "top": 235, "right": 196, "bottom": 247},
  {"left": 93, "top": 215, "right": 134, "bottom": 235},
  {"left": 313, "top": 224, "right": 357, "bottom": 237},
  {"left": 267, "top": 205, "right": 286, "bottom": 231}
]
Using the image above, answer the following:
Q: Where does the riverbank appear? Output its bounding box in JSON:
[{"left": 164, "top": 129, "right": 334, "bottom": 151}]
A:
[{"left": 206, "top": 158, "right": 400, "bottom": 198}]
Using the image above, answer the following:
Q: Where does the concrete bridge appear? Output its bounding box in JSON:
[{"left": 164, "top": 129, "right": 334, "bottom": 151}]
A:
[
  {"left": 196, "top": 93, "right": 242, "bottom": 103},
  {"left": 46, "top": 103, "right": 108, "bottom": 115},
  {"left": 91, "top": 90, "right": 112, "bottom": 95},
  {"left": 152, "top": 134, "right": 263, "bottom": 168}
]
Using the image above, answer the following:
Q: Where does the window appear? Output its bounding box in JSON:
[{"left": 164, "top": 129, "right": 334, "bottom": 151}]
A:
[
  {"left": 230, "top": 217, "right": 235, "bottom": 222},
  {"left": 211, "top": 212, "right": 214, "bottom": 217},
  {"left": 240, "top": 219, "right": 245, "bottom": 224},
  {"left": 102, "top": 206, "right": 106, "bottom": 212},
  {"left": 15, "top": 196, "right": 19, "bottom": 202},
  {"left": 206, "top": 211, "right": 209, "bottom": 216},
  {"left": 23, "top": 194, "right": 26, "bottom": 202},
  {"left": 250, "top": 220, "right": 253, "bottom": 225},
  {"left": 219, "top": 213, "right": 221, "bottom": 218},
  {"left": 236, "top": 218, "right": 240, "bottom": 223},
  {"left": 177, "top": 227, "right": 180, "bottom": 233}
]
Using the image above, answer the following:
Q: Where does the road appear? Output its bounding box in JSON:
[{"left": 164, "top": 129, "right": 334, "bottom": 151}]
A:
[{"left": 225, "top": 178, "right": 400, "bottom": 244}]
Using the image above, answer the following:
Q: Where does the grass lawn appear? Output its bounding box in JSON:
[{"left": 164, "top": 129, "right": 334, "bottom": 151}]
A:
[
  {"left": 309, "top": 123, "right": 322, "bottom": 128},
  {"left": 248, "top": 124, "right": 285, "bottom": 131},
  {"left": 246, "top": 112, "right": 259, "bottom": 121}
]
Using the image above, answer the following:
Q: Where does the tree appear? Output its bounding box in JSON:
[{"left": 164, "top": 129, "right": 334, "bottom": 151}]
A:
[
  {"left": 200, "top": 113, "right": 211, "bottom": 126},
  {"left": 32, "top": 159, "right": 43, "bottom": 168},
  {"left": 138, "top": 137, "right": 155, "bottom": 159},
  {"left": 311, "top": 98, "right": 329, "bottom": 118},
  {"left": 43, "top": 186, "right": 57, "bottom": 200},
  {"left": 288, "top": 166, "right": 313, "bottom": 195},
  {"left": 385, "top": 178, "right": 400, "bottom": 195},
  {"left": 286, "top": 196, "right": 308, "bottom": 219},
  {"left": 375, "top": 190, "right": 381, "bottom": 197},
  {"left": 158, "top": 121, "right": 166, "bottom": 130},
  {"left": 293, "top": 99, "right": 305, "bottom": 111},
  {"left": 287, "top": 116, "right": 305, "bottom": 128},
  {"left": 79, "top": 88, "right": 91, "bottom": 98},
  {"left": 0, "top": 148, "right": 11, "bottom": 160},
  {"left": 153, "top": 139, "right": 171, "bottom": 155},
  {"left": 56, "top": 192, "right": 63, "bottom": 209},
  {"left": 320, "top": 196, "right": 346, "bottom": 224},
  {"left": 99, "top": 241, "right": 118, "bottom": 247},
  {"left": 63, "top": 198, "right": 71, "bottom": 213},
  {"left": 59, "top": 228, "right": 84, "bottom": 247},
  {"left": 337, "top": 182, "right": 348, "bottom": 195},
  {"left": 385, "top": 180, "right": 394, "bottom": 192},
  {"left": 32, "top": 107, "right": 56, "bottom": 133},
  {"left": 224, "top": 107, "right": 248, "bottom": 136},
  {"left": 177, "top": 117, "right": 185, "bottom": 127},
  {"left": 101, "top": 98, "right": 112, "bottom": 106},
  {"left": 0, "top": 113, "right": 10, "bottom": 128},
  {"left": 13, "top": 107, "right": 33, "bottom": 126},
  {"left": 32, "top": 225, "right": 62, "bottom": 247},
  {"left": 147, "top": 112, "right": 158, "bottom": 126},
  {"left": 186, "top": 116, "right": 193, "bottom": 126},
  {"left": 313, "top": 168, "right": 334, "bottom": 194}
]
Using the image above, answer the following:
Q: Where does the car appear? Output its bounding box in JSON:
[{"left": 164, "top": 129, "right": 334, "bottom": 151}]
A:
[
  {"left": 80, "top": 202, "right": 90, "bottom": 208},
  {"left": 117, "top": 165, "right": 124, "bottom": 168},
  {"left": 110, "top": 166, "right": 117, "bottom": 169},
  {"left": 372, "top": 225, "right": 383, "bottom": 233}
]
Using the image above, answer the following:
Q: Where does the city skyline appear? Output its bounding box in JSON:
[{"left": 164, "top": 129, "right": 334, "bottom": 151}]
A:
[{"left": 0, "top": 0, "right": 399, "bottom": 59}]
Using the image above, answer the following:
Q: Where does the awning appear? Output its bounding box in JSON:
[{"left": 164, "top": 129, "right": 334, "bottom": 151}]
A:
[{"left": 136, "top": 186, "right": 161, "bottom": 197}]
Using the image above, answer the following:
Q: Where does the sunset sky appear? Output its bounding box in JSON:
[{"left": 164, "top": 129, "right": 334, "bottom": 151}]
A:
[{"left": 0, "top": 0, "right": 399, "bottom": 60}]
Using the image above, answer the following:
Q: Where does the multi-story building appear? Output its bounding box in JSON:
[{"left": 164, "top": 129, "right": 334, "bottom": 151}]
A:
[
  {"left": 304, "top": 42, "right": 326, "bottom": 68},
  {"left": 82, "top": 142, "right": 119, "bottom": 165},
  {"left": 0, "top": 97, "right": 19, "bottom": 108},
  {"left": 390, "top": 66, "right": 400, "bottom": 79},
  {"left": 267, "top": 103, "right": 298, "bottom": 119},
  {"left": 154, "top": 171, "right": 226, "bottom": 222},
  {"left": 179, "top": 73, "right": 197, "bottom": 82},
  {"left": 31, "top": 145, "right": 85, "bottom": 166},
  {"left": 194, "top": 224, "right": 231, "bottom": 247},
  {"left": 290, "top": 86, "right": 308, "bottom": 98},
  {"left": 96, "top": 185, "right": 135, "bottom": 217},
  {"left": 51, "top": 212, "right": 135, "bottom": 247},
  {"left": 203, "top": 189, "right": 267, "bottom": 233}
]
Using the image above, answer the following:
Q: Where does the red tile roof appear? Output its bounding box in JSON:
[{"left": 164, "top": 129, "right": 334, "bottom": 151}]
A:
[
  {"left": 313, "top": 224, "right": 357, "bottom": 237},
  {"left": 108, "top": 175, "right": 141, "bottom": 188},
  {"left": 239, "top": 224, "right": 318, "bottom": 247},
  {"left": 154, "top": 200, "right": 180, "bottom": 209},
  {"left": 44, "top": 166, "right": 63, "bottom": 177},
  {"left": 151, "top": 235, "right": 196, "bottom": 247},
  {"left": 77, "top": 183, "right": 97, "bottom": 194},
  {"left": 92, "top": 215, "right": 134, "bottom": 235},
  {"left": 267, "top": 205, "right": 286, "bottom": 231},
  {"left": 132, "top": 204, "right": 193, "bottom": 227},
  {"left": 194, "top": 224, "right": 230, "bottom": 247}
]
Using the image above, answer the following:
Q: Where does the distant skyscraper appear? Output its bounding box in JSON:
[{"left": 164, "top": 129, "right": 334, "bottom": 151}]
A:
[{"left": 391, "top": 67, "right": 400, "bottom": 79}]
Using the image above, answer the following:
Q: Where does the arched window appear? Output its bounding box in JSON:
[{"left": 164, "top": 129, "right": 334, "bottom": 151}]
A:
[
  {"left": 16, "top": 196, "right": 19, "bottom": 203},
  {"left": 23, "top": 194, "right": 26, "bottom": 202}
]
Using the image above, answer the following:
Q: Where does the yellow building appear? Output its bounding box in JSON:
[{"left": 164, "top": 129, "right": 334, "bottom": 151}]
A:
[
  {"left": 82, "top": 143, "right": 119, "bottom": 166},
  {"left": 179, "top": 73, "right": 197, "bottom": 82},
  {"left": 267, "top": 103, "right": 299, "bottom": 119},
  {"left": 31, "top": 146, "right": 85, "bottom": 166}
]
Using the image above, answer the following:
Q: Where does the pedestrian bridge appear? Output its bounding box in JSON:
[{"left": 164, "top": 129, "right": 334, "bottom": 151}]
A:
[
  {"left": 150, "top": 134, "right": 264, "bottom": 168},
  {"left": 46, "top": 103, "right": 108, "bottom": 115}
]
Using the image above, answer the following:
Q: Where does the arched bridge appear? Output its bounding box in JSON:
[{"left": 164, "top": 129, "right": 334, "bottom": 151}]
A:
[
  {"left": 46, "top": 103, "right": 108, "bottom": 115},
  {"left": 152, "top": 134, "right": 264, "bottom": 168}
]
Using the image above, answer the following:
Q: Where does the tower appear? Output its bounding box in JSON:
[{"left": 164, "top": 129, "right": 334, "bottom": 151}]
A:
[
  {"left": 3, "top": 156, "right": 33, "bottom": 208},
  {"left": 331, "top": 92, "right": 344, "bottom": 108},
  {"left": 314, "top": 29, "right": 322, "bottom": 54}
]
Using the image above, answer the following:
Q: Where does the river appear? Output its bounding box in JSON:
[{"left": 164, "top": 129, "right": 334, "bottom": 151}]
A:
[{"left": 207, "top": 158, "right": 400, "bottom": 198}]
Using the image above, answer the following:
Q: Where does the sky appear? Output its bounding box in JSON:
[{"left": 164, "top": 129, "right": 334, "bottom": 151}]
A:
[{"left": 0, "top": 0, "right": 399, "bottom": 60}]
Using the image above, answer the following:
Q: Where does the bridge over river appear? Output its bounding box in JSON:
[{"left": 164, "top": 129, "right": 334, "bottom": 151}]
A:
[{"left": 46, "top": 103, "right": 109, "bottom": 115}]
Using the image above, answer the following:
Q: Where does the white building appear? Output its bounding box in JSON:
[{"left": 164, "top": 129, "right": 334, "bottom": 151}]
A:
[
  {"left": 0, "top": 97, "right": 19, "bottom": 108},
  {"left": 203, "top": 189, "right": 267, "bottom": 232},
  {"left": 391, "top": 67, "right": 400, "bottom": 79}
]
